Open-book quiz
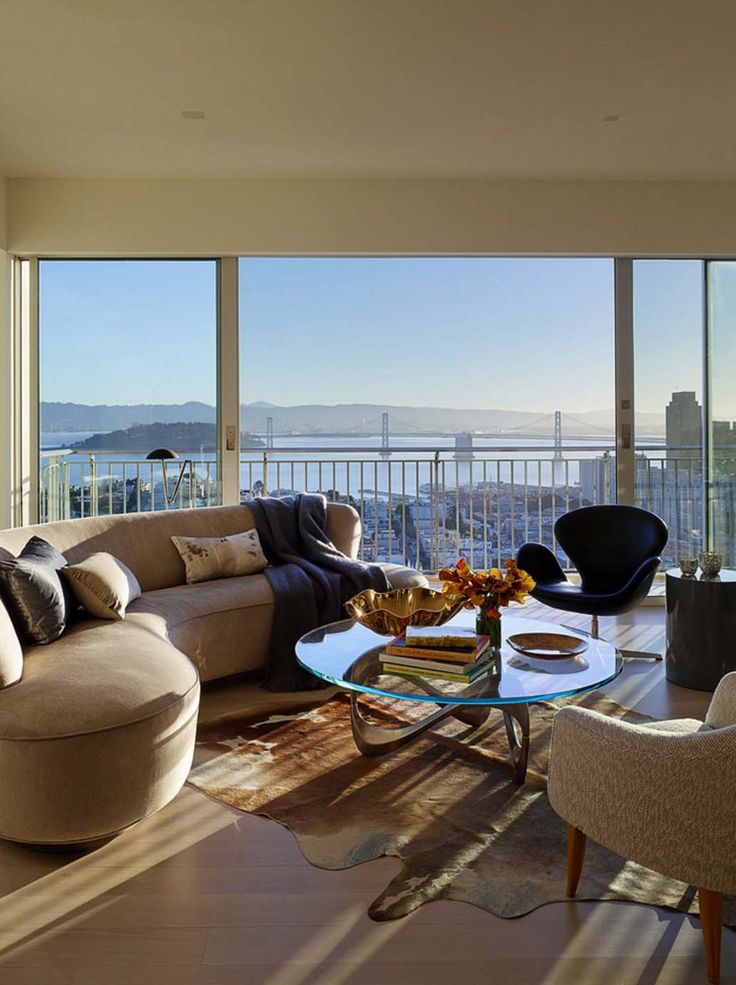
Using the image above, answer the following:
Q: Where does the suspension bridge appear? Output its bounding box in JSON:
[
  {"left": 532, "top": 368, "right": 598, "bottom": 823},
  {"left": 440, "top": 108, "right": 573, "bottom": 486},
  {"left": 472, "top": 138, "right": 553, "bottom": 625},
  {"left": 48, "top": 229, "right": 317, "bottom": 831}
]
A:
[{"left": 257, "top": 410, "right": 614, "bottom": 451}]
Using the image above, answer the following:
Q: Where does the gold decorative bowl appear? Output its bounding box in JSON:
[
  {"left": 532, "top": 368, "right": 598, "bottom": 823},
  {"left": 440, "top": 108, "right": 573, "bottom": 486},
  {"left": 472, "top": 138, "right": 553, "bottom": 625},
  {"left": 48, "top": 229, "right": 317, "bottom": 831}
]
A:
[{"left": 345, "top": 587, "right": 465, "bottom": 637}]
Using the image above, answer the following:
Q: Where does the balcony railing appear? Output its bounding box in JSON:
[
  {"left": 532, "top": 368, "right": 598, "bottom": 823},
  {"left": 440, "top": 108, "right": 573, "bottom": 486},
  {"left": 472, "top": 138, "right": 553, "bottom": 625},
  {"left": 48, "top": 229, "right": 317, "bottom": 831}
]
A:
[
  {"left": 39, "top": 450, "right": 220, "bottom": 521},
  {"left": 38, "top": 445, "right": 711, "bottom": 572}
]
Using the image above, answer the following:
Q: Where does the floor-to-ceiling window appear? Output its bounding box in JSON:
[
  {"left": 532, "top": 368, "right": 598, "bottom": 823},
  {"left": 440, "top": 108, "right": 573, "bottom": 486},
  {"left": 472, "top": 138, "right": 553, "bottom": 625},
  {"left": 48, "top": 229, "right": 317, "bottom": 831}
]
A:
[
  {"left": 29, "top": 253, "right": 735, "bottom": 578},
  {"left": 38, "top": 260, "right": 218, "bottom": 521},
  {"left": 706, "top": 261, "right": 736, "bottom": 565},
  {"left": 633, "top": 260, "right": 705, "bottom": 567},
  {"left": 239, "top": 257, "right": 615, "bottom": 571}
]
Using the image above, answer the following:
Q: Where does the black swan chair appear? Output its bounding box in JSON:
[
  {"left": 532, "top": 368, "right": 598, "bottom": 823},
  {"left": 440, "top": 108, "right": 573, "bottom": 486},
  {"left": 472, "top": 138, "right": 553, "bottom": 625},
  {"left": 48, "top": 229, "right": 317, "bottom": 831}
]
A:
[{"left": 517, "top": 505, "right": 668, "bottom": 656}]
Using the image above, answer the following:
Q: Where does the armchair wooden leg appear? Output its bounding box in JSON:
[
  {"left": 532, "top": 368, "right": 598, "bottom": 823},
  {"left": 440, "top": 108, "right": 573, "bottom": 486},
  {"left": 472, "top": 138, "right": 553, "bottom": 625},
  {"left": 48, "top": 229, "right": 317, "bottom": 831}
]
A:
[
  {"left": 566, "top": 824, "right": 587, "bottom": 897},
  {"left": 699, "top": 888, "right": 722, "bottom": 984}
]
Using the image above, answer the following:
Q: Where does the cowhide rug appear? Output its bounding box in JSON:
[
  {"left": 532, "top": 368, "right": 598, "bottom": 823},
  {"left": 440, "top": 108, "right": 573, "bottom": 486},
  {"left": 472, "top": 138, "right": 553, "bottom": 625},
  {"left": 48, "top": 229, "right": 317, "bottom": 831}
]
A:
[{"left": 189, "top": 691, "right": 735, "bottom": 925}]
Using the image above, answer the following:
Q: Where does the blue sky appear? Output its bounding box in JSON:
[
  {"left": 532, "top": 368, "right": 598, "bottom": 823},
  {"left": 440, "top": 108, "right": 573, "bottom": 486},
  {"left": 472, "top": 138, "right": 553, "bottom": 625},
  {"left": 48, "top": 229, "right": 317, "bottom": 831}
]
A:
[
  {"left": 40, "top": 260, "right": 218, "bottom": 407},
  {"left": 40, "top": 257, "right": 704, "bottom": 416}
]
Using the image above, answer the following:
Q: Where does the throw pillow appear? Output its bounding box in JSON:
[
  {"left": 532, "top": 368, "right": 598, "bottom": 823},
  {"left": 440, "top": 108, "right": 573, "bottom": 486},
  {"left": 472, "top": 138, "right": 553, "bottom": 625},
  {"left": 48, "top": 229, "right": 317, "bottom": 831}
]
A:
[
  {"left": 63, "top": 552, "right": 142, "bottom": 621},
  {"left": 0, "top": 599, "right": 23, "bottom": 687},
  {"left": 171, "top": 529, "right": 268, "bottom": 585},
  {"left": 0, "top": 536, "right": 73, "bottom": 645}
]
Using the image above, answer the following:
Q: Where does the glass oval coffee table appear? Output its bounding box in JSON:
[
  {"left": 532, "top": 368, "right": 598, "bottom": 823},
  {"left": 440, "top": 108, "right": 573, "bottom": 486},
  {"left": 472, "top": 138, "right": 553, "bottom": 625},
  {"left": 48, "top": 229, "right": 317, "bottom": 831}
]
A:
[{"left": 296, "top": 612, "right": 622, "bottom": 783}]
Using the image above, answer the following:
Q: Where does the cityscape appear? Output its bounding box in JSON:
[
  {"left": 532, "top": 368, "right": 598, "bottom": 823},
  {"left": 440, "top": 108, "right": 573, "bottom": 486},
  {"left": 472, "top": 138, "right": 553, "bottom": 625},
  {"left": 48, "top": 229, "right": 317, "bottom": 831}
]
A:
[{"left": 39, "top": 390, "right": 736, "bottom": 572}]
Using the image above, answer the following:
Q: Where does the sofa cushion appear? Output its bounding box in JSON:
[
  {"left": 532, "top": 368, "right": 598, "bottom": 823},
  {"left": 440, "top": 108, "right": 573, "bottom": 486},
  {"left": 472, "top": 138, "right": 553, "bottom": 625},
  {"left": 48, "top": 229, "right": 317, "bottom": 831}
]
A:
[
  {"left": 128, "top": 573, "right": 275, "bottom": 625},
  {"left": 0, "top": 682, "right": 198, "bottom": 845},
  {"left": 127, "top": 574, "right": 275, "bottom": 681},
  {"left": 0, "top": 619, "right": 198, "bottom": 741},
  {"left": 63, "top": 551, "right": 142, "bottom": 620},
  {"left": 171, "top": 529, "right": 268, "bottom": 585},
  {"left": 0, "top": 536, "right": 74, "bottom": 645},
  {"left": 0, "top": 600, "right": 23, "bottom": 688},
  {"left": 0, "top": 620, "right": 199, "bottom": 844},
  {"left": 379, "top": 563, "right": 430, "bottom": 591}
]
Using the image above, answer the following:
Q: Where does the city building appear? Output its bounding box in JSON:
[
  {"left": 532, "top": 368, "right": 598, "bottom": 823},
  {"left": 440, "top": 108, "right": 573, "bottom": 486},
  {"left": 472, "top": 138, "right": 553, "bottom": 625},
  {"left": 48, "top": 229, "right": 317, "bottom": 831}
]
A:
[{"left": 666, "top": 391, "right": 702, "bottom": 464}]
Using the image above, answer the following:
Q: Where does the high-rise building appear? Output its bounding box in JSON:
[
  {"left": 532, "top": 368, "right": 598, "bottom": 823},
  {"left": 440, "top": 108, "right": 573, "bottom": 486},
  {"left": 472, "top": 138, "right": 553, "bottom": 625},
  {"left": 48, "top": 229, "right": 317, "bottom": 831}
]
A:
[{"left": 665, "top": 391, "right": 702, "bottom": 464}]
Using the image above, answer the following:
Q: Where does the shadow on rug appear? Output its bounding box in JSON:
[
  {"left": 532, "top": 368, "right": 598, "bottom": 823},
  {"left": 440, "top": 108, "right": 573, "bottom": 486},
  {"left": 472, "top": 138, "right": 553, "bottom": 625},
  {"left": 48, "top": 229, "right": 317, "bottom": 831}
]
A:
[{"left": 189, "top": 691, "right": 734, "bottom": 925}]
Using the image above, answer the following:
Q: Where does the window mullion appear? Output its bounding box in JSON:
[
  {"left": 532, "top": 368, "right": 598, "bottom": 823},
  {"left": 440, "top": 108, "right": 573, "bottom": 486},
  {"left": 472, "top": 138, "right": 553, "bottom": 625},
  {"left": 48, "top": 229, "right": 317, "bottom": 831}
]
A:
[
  {"left": 217, "top": 258, "right": 240, "bottom": 506},
  {"left": 614, "top": 257, "right": 635, "bottom": 504}
]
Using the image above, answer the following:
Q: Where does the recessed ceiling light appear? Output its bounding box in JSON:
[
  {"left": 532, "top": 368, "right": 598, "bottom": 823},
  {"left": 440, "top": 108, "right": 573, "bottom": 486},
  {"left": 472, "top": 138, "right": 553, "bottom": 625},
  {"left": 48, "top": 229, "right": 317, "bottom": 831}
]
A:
[
  {"left": 181, "top": 110, "right": 205, "bottom": 120},
  {"left": 602, "top": 114, "right": 621, "bottom": 123}
]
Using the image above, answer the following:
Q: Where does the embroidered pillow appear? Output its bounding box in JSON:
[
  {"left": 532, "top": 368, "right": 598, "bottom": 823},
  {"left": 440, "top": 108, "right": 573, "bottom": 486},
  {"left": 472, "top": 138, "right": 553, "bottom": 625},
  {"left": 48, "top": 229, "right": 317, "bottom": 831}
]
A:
[
  {"left": 171, "top": 529, "right": 268, "bottom": 585},
  {"left": 0, "top": 536, "right": 74, "bottom": 645},
  {"left": 63, "top": 552, "right": 142, "bottom": 621}
]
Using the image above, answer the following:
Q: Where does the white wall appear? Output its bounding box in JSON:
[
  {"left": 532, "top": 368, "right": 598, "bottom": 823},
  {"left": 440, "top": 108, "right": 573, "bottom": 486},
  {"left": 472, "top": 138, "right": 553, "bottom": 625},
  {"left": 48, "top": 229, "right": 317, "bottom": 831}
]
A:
[
  {"left": 7, "top": 177, "right": 736, "bottom": 257},
  {"left": 0, "top": 178, "right": 7, "bottom": 252}
]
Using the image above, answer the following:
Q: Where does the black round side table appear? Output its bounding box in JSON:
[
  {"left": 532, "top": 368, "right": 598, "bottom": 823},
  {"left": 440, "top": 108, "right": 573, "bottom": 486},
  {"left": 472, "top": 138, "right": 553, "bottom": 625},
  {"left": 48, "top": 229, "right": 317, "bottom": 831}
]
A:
[{"left": 666, "top": 568, "right": 736, "bottom": 691}]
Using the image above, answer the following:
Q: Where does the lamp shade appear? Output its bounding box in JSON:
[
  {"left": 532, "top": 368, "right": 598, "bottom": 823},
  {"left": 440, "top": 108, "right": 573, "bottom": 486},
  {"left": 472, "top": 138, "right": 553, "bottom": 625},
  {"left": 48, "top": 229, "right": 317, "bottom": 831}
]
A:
[{"left": 146, "top": 448, "right": 180, "bottom": 461}]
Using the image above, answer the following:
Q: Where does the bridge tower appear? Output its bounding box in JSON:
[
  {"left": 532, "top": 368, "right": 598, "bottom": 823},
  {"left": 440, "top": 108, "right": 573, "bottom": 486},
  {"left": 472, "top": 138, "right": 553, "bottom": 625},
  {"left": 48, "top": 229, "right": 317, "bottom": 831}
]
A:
[
  {"left": 554, "top": 410, "right": 563, "bottom": 462},
  {"left": 265, "top": 416, "right": 274, "bottom": 449},
  {"left": 380, "top": 412, "right": 391, "bottom": 458}
]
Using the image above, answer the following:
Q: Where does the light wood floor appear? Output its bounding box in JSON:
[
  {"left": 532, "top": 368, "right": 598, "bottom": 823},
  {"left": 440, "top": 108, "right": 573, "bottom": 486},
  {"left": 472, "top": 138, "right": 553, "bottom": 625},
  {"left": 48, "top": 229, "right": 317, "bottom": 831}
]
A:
[{"left": 0, "top": 601, "right": 732, "bottom": 985}]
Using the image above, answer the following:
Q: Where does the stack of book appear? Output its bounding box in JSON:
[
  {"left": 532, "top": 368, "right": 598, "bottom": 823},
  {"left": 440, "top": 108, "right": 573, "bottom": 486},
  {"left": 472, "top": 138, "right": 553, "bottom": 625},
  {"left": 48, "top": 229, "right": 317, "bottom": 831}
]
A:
[{"left": 379, "top": 625, "right": 496, "bottom": 683}]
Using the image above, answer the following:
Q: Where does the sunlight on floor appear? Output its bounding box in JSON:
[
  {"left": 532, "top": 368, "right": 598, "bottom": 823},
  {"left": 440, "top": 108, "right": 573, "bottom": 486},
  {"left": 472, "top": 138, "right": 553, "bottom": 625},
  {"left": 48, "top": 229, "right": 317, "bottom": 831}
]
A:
[
  {"left": 310, "top": 911, "right": 417, "bottom": 985},
  {"left": 259, "top": 904, "right": 366, "bottom": 985},
  {"left": 0, "top": 793, "right": 234, "bottom": 957},
  {"left": 538, "top": 903, "right": 703, "bottom": 985}
]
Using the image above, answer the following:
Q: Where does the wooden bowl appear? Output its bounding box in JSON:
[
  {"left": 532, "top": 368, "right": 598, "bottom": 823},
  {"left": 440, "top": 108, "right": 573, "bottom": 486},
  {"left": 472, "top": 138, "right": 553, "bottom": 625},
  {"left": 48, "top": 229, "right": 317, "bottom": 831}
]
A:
[
  {"left": 507, "top": 632, "right": 588, "bottom": 659},
  {"left": 345, "top": 587, "right": 465, "bottom": 637}
]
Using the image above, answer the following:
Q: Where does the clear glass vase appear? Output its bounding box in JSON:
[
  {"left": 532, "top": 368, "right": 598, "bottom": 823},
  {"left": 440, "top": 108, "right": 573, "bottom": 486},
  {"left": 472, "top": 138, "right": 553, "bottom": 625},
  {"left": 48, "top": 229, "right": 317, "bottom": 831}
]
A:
[{"left": 475, "top": 607, "right": 502, "bottom": 650}]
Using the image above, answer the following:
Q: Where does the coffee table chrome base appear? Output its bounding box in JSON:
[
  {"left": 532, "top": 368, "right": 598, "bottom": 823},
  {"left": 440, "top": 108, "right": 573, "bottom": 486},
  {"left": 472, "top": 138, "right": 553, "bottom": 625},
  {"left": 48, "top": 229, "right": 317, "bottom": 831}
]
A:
[
  {"left": 350, "top": 692, "right": 531, "bottom": 783},
  {"left": 502, "top": 703, "right": 530, "bottom": 781}
]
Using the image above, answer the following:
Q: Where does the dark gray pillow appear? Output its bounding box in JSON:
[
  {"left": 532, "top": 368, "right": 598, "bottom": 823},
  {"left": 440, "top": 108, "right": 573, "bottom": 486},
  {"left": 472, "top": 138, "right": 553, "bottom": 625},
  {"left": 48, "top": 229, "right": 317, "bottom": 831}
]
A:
[{"left": 0, "top": 536, "right": 73, "bottom": 645}]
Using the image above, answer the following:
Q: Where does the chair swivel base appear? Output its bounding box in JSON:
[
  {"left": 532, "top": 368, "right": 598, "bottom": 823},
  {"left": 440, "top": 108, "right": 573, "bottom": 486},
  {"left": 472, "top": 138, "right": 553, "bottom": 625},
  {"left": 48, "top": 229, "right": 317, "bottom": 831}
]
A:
[{"left": 562, "top": 615, "right": 662, "bottom": 661}]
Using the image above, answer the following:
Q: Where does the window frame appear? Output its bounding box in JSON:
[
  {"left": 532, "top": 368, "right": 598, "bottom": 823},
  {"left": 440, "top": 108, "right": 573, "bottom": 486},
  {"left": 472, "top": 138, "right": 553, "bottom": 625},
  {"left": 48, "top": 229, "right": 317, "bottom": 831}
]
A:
[{"left": 6, "top": 251, "right": 723, "bottom": 545}]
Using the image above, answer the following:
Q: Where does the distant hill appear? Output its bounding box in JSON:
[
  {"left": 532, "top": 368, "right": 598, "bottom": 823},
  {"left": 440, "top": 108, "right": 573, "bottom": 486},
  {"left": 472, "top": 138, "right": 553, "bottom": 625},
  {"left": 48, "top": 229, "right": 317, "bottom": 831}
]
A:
[
  {"left": 70, "top": 422, "right": 264, "bottom": 452},
  {"left": 41, "top": 401, "right": 665, "bottom": 438},
  {"left": 42, "top": 401, "right": 216, "bottom": 432}
]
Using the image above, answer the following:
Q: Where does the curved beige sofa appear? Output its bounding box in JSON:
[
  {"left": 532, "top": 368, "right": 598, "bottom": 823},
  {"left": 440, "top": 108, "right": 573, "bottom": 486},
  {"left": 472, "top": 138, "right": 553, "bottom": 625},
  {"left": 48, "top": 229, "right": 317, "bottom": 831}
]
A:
[{"left": 0, "top": 503, "right": 427, "bottom": 846}]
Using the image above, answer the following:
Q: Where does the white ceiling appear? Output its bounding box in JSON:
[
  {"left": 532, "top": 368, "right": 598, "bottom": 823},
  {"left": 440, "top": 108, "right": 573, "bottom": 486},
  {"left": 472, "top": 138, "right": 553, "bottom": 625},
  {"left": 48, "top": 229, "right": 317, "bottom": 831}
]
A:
[{"left": 1, "top": 0, "right": 736, "bottom": 179}]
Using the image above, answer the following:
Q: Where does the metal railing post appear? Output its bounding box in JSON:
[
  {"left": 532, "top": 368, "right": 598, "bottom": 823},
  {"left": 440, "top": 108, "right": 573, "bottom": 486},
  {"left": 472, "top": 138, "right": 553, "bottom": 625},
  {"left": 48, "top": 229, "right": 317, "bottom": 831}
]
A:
[
  {"left": 433, "top": 450, "right": 441, "bottom": 572},
  {"left": 90, "top": 455, "right": 98, "bottom": 517}
]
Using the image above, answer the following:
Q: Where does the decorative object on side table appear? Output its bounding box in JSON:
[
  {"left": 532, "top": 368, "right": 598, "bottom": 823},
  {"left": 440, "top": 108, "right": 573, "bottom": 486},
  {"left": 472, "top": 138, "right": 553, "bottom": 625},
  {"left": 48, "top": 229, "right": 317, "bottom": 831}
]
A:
[
  {"left": 699, "top": 551, "right": 723, "bottom": 579},
  {"left": 678, "top": 554, "right": 699, "bottom": 578},
  {"left": 345, "top": 586, "right": 464, "bottom": 637},
  {"left": 439, "top": 557, "right": 535, "bottom": 651}
]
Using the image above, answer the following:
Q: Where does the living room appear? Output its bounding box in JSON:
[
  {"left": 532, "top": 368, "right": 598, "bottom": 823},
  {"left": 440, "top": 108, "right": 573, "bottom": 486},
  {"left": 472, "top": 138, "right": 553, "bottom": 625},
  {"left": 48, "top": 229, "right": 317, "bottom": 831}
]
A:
[{"left": 0, "top": 2, "right": 735, "bottom": 984}]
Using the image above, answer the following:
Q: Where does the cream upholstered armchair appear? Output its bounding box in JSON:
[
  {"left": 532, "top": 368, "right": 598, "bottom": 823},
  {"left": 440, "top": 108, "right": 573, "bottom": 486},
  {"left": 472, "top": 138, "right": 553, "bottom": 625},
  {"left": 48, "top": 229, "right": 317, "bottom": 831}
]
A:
[{"left": 548, "top": 672, "right": 736, "bottom": 984}]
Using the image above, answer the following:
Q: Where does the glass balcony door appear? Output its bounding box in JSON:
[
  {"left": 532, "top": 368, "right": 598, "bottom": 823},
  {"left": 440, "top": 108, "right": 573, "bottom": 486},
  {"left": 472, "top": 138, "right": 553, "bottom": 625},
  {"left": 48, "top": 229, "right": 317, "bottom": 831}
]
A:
[
  {"left": 706, "top": 262, "right": 736, "bottom": 564},
  {"left": 633, "top": 260, "right": 705, "bottom": 568},
  {"left": 239, "top": 257, "right": 616, "bottom": 572},
  {"left": 38, "top": 260, "right": 219, "bottom": 522}
]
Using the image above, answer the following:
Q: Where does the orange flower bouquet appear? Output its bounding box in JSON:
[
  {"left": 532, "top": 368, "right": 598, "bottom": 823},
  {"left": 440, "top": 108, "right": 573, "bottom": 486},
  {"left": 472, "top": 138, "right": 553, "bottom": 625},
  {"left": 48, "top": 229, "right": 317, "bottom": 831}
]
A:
[{"left": 439, "top": 558, "right": 535, "bottom": 649}]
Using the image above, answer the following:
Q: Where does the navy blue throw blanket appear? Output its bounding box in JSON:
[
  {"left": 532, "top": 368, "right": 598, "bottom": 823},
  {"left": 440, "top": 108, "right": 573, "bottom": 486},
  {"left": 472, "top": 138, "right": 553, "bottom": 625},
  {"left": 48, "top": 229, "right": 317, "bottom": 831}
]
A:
[{"left": 248, "top": 494, "right": 390, "bottom": 691}]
